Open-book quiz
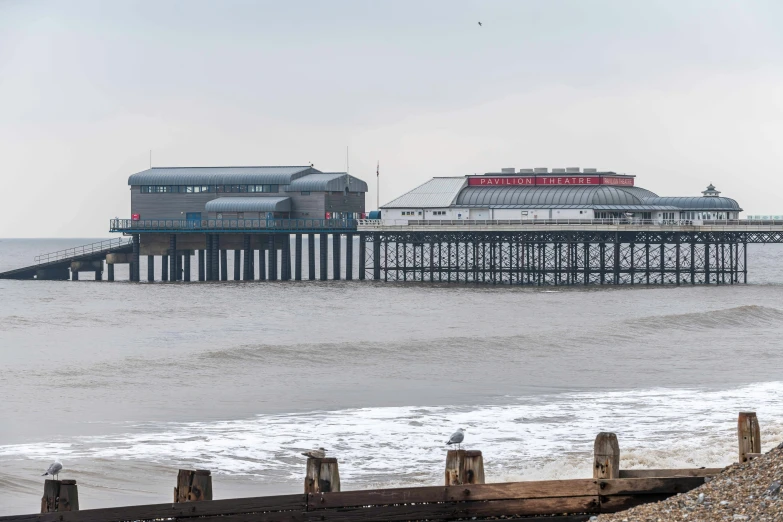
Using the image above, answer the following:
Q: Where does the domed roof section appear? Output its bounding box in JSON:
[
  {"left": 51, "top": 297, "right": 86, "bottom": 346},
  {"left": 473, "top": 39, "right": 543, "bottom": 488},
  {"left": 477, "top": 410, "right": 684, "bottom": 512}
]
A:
[
  {"left": 641, "top": 196, "right": 741, "bottom": 210},
  {"left": 456, "top": 185, "right": 658, "bottom": 207}
]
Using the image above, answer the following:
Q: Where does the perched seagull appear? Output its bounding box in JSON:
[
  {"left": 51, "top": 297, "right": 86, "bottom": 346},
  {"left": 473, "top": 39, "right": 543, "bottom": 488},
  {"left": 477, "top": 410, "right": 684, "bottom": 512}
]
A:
[
  {"left": 478, "top": 21, "right": 482, "bottom": 26},
  {"left": 301, "top": 447, "right": 326, "bottom": 459},
  {"left": 42, "top": 460, "right": 62, "bottom": 480},
  {"left": 446, "top": 428, "right": 465, "bottom": 450}
]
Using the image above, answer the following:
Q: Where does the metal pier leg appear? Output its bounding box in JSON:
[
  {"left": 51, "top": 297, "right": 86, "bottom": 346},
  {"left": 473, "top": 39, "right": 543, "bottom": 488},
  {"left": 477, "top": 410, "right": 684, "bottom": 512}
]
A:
[
  {"left": 268, "top": 235, "right": 278, "bottom": 281},
  {"left": 220, "top": 249, "right": 228, "bottom": 281},
  {"left": 212, "top": 235, "right": 220, "bottom": 281},
  {"left": 250, "top": 247, "right": 256, "bottom": 280},
  {"left": 295, "top": 233, "right": 302, "bottom": 281},
  {"left": 198, "top": 249, "right": 205, "bottom": 282},
  {"left": 184, "top": 252, "right": 191, "bottom": 282},
  {"left": 705, "top": 243, "right": 710, "bottom": 284},
  {"left": 234, "top": 249, "right": 241, "bottom": 280},
  {"left": 132, "top": 234, "right": 140, "bottom": 282},
  {"left": 599, "top": 243, "right": 605, "bottom": 285},
  {"left": 72, "top": 269, "right": 79, "bottom": 281},
  {"left": 162, "top": 255, "right": 169, "bottom": 281},
  {"left": 177, "top": 254, "right": 182, "bottom": 281},
  {"left": 169, "top": 234, "right": 177, "bottom": 282},
  {"left": 282, "top": 233, "right": 291, "bottom": 281},
  {"left": 613, "top": 240, "right": 620, "bottom": 284},
  {"left": 333, "top": 233, "right": 341, "bottom": 280},
  {"left": 659, "top": 242, "right": 664, "bottom": 284},
  {"left": 691, "top": 241, "right": 696, "bottom": 284},
  {"left": 675, "top": 236, "right": 681, "bottom": 286},
  {"left": 205, "top": 236, "right": 212, "bottom": 281},
  {"left": 108, "top": 263, "right": 115, "bottom": 282},
  {"left": 258, "top": 238, "right": 266, "bottom": 281},
  {"left": 373, "top": 233, "right": 381, "bottom": 280},
  {"left": 95, "top": 264, "right": 103, "bottom": 281},
  {"left": 645, "top": 242, "right": 650, "bottom": 284},
  {"left": 320, "top": 234, "right": 328, "bottom": 281},
  {"left": 358, "top": 234, "right": 366, "bottom": 280},
  {"left": 345, "top": 233, "right": 353, "bottom": 280},
  {"left": 243, "top": 235, "right": 251, "bottom": 281},
  {"left": 743, "top": 241, "right": 747, "bottom": 283},
  {"left": 308, "top": 233, "right": 316, "bottom": 280},
  {"left": 147, "top": 255, "right": 155, "bottom": 282}
]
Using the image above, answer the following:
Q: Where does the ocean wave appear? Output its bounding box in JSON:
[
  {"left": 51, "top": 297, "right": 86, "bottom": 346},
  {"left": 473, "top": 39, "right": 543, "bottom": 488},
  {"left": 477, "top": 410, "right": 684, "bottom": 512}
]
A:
[{"left": 623, "top": 305, "right": 783, "bottom": 331}]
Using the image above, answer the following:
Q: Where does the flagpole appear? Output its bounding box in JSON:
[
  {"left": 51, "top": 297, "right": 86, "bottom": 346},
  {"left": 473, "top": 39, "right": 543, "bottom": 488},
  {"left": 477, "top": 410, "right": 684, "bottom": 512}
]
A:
[{"left": 376, "top": 161, "right": 380, "bottom": 210}]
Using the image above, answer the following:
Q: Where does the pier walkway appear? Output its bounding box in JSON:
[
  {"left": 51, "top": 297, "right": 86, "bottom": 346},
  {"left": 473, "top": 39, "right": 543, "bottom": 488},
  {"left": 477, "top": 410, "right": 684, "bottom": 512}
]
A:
[{"left": 0, "top": 238, "right": 132, "bottom": 280}]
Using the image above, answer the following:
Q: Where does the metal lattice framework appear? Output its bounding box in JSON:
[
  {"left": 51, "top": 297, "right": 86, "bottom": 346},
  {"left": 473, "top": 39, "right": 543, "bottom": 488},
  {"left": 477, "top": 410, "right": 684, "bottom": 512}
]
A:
[{"left": 360, "top": 231, "right": 766, "bottom": 285}]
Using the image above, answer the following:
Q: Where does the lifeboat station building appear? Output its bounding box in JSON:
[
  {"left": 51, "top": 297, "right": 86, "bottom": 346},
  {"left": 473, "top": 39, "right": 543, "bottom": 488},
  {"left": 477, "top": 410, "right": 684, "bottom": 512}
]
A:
[
  {"left": 128, "top": 166, "right": 367, "bottom": 222},
  {"left": 381, "top": 168, "right": 741, "bottom": 223}
]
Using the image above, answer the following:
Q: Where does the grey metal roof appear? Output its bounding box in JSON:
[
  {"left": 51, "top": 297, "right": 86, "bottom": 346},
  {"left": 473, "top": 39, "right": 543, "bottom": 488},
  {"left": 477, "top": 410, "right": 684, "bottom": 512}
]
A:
[
  {"left": 285, "top": 173, "right": 368, "bottom": 193},
  {"left": 641, "top": 197, "right": 742, "bottom": 211},
  {"left": 456, "top": 185, "right": 657, "bottom": 207},
  {"left": 205, "top": 197, "right": 291, "bottom": 213},
  {"left": 477, "top": 204, "right": 680, "bottom": 210},
  {"left": 128, "top": 166, "right": 317, "bottom": 186},
  {"left": 382, "top": 177, "right": 468, "bottom": 208}
]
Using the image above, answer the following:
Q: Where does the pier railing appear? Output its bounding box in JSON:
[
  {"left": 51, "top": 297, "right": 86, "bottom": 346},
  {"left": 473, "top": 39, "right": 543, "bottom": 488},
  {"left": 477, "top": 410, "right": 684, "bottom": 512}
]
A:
[
  {"left": 33, "top": 238, "right": 132, "bottom": 265},
  {"left": 359, "top": 218, "right": 783, "bottom": 227},
  {"left": 110, "top": 218, "right": 357, "bottom": 233}
]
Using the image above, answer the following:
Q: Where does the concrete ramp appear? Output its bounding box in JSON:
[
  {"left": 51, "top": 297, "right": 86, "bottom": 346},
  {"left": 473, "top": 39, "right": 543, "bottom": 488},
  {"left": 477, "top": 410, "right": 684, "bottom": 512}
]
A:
[{"left": 0, "top": 238, "right": 133, "bottom": 280}]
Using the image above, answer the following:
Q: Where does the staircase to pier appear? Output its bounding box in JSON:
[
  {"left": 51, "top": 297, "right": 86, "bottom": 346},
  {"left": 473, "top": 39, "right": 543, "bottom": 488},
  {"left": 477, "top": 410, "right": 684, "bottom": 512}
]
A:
[{"left": 0, "top": 238, "right": 133, "bottom": 280}]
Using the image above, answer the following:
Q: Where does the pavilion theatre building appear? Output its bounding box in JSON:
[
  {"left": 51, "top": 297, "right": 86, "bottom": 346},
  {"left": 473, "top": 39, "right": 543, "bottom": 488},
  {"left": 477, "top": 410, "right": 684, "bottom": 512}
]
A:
[{"left": 381, "top": 168, "right": 741, "bottom": 223}]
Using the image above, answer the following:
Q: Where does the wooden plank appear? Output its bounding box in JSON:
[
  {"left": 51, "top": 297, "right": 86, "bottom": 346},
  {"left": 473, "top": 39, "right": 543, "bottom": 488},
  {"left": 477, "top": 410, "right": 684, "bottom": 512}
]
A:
[
  {"left": 593, "top": 432, "right": 620, "bottom": 479},
  {"left": 2, "top": 494, "right": 306, "bottom": 522},
  {"left": 599, "top": 494, "right": 671, "bottom": 513},
  {"left": 185, "top": 512, "right": 305, "bottom": 522},
  {"left": 599, "top": 477, "right": 705, "bottom": 496},
  {"left": 308, "top": 479, "right": 599, "bottom": 510},
  {"left": 738, "top": 411, "right": 761, "bottom": 463},
  {"left": 306, "top": 496, "right": 601, "bottom": 521},
  {"left": 619, "top": 468, "right": 723, "bottom": 478}
]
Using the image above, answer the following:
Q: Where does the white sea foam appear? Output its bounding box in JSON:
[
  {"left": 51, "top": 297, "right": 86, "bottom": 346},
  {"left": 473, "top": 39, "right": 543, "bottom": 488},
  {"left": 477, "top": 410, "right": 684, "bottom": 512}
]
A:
[{"left": 2, "top": 381, "right": 781, "bottom": 489}]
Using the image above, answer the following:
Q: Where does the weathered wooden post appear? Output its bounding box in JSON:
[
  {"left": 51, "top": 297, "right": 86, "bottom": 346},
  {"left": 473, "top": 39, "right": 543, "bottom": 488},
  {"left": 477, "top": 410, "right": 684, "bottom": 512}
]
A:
[
  {"left": 304, "top": 458, "right": 340, "bottom": 494},
  {"left": 738, "top": 412, "right": 761, "bottom": 463},
  {"left": 444, "top": 450, "right": 485, "bottom": 486},
  {"left": 174, "top": 469, "right": 213, "bottom": 503},
  {"left": 41, "top": 479, "right": 79, "bottom": 513},
  {"left": 593, "top": 432, "right": 620, "bottom": 479}
]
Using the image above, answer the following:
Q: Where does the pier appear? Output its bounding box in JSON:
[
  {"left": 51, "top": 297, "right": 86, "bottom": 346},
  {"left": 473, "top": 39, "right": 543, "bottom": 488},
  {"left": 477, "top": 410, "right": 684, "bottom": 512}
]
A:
[{"left": 3, "top": 219, "right": 783, "bottom": 284}]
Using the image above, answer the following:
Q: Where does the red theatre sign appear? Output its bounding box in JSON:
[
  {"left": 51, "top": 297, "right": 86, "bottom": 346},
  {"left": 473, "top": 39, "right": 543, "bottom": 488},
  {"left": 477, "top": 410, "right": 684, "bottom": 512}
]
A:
[{"left": 467, "top": 176, "right": 634, "bottom": 187}]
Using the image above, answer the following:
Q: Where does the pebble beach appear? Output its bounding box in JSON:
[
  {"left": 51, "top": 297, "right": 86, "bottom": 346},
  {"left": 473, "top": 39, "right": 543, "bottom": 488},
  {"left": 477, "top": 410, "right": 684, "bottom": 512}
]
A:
[{"left": 597, "top": 442, "right": 783, "bottom": 522}]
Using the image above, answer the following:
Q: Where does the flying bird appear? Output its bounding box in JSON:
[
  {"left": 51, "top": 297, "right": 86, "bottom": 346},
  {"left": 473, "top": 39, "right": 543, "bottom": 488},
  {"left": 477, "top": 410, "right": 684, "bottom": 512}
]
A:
[
  {"left": 446, "top": 428, "right": 465, "bottom": 450},
  {"left": 42, "top": 460, "right": 62, "bottom": 480},
  {"left": 478, "top": 21, "right": 482, "bottom": 26}
]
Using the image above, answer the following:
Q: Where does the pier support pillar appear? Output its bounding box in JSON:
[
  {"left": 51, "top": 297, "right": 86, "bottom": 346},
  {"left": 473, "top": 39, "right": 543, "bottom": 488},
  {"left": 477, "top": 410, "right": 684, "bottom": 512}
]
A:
[
  {"left": 162, "top": 255, "right": 169, "bottom": 281},
  {"left": 373, "top": 233, "right": 381, "bottom": 280},
  {"left": 258, "top": 240, "right": 266, "bottom": 281},
  {"left": 281, "top": 233, "right": 291, "bottom": 281},
  {"left": 205, "top": 236, "right": 212, "bottom": 281},
  {"left": 147, "top": 255, "right": 155, "bottom": 282},
  {"left": 184, "top": 252, "right": 191, "bottom": 281},
  {"left": 358, "top": 234, "right": 366, "bottom": 280},
  {"left": 345, "top": 233, "right": 353, "bottom": 280},
  {"left": 95, "top": 261, "right": 103, "bottom": 281},
  {"left": 220, "top": 249, "right": 228, "bottom": 281},
  {"left": 198, "top": 249, "right": 205, "bottom": 282},
  {"left": 132, "top": 234, "right": 140, "bottom": 282},
  {"left": 233, "top": 249, "right": 241, "bottom": 280},
  {"left": 107, "top": 263, "right": 115, "bottom": 282},
  {"left": 71, "top": 269, "right": 79, "bottom": 281},
  {"left": 169, "top": 235, "right": 178, "bottom": 282},
  {"left": 243, "top": 235, "right": 251, "bottom": 281},
  {"left": 212, "top": 235, "right": 220, "bottom": 281},
  {"left": 319, "top": 234, "right": 328, "bottom": 281},
  {"left": 268, "top": 235, "right": 278, "bottom": 281},
  {"left": 332, "top": 233, "right": 341, "bottom": 280},
  {"left": 295, "top": 233, "right": 302, "bottom": 281},
  {"left": 308, "top": 233, "right": 316, "bottom": 280}
]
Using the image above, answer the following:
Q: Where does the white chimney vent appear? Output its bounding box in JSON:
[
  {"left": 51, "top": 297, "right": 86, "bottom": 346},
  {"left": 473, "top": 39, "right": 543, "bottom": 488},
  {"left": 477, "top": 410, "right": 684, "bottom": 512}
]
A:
[
  {"left": 566, "top": 167, "right": 580, "bottom": 173},
  {"left": 583, "top": 168, "right": 598, "bottom": 173},
  {"left": 534, "top": 168, "right": 548, "bottom": 173},
  {"left": 501, "top": 167, "right": 515, "bottom": 174}
]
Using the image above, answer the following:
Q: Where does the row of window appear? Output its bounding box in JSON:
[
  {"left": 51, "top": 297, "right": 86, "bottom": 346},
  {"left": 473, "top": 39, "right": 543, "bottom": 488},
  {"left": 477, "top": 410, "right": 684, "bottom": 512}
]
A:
[
  {"left": 139, "top": 185, "right": 280, "bottom": 194},
  {"left": 432, "top": 211, "right": 447, "bottom": 216}
]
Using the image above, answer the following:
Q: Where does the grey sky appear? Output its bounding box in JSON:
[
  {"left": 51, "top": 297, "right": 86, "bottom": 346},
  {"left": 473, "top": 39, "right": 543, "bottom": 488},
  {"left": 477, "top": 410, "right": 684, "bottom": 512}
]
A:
[{"left": 1, "top": 0, "right": 782, "bottom": 237}]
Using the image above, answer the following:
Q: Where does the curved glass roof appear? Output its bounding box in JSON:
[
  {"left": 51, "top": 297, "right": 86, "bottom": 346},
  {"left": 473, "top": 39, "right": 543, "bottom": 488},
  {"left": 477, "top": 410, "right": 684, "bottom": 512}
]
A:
[{"left": 456, "top": 186, "right": 658, "bottom": 207}]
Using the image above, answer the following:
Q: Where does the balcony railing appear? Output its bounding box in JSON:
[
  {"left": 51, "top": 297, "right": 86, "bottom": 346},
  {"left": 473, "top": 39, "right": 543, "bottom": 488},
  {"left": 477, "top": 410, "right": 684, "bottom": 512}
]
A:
[
  {"left": 110, "top": 218, "right": 358, "bottom": 232},
  {"left": 34, "top": 237, "right": 132, "bottom": 265},
  {"left": 357, "top": 218, "right": 783, "bottom": 227}
]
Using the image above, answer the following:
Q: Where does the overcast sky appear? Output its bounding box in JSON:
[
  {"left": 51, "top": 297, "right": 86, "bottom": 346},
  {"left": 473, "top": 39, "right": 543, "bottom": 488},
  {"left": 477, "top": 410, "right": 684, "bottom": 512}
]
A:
[{"left": 1, "top": 0, "right": 782, "bottom": 237}]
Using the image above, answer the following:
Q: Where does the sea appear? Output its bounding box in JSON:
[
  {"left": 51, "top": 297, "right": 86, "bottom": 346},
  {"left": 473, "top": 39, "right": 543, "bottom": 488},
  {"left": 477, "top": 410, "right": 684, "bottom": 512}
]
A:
[{"left": 1, "top": 238, "right": 782, "bottom": 515}]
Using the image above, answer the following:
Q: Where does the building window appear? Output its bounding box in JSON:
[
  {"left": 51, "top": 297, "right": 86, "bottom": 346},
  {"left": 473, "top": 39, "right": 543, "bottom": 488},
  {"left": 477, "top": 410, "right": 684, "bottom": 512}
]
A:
[
  {"left": 432, "top": 210, "right": 446, "bottom": 216},
  {"left": 301, "top": 191, "right": 310, "bottom": 195}
]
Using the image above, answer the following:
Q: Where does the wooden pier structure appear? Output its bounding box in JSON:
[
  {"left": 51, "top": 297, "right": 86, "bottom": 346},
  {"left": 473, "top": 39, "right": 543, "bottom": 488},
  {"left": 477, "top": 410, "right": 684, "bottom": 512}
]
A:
[
  {"left": 0, "top": 412, "right": 767, "bottom": 522},
  {"left": 3, "top": 219, "right": 783, "bottom": 284}
]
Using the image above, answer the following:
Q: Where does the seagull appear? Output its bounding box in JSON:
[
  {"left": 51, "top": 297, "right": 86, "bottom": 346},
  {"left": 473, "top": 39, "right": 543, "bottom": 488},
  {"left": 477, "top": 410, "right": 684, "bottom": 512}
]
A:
[
  {"left": 446, "top": 428, "right": 465, "bottom": 450},
  {"left": 301, "top": 447, "right": 326, "bottom": 459},
  {"left": 42, "top": 460, "right": 62, "bottom": 480},
  {"left": 478, "top": 21, "right": 482, "bottom": 26}
]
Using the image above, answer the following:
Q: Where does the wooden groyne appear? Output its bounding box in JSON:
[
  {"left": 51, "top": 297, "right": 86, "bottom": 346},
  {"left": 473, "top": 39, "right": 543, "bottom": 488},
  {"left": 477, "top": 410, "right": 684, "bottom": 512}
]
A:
[{"left": 0, "top": 412, "right": 767, "bottom": 522}]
